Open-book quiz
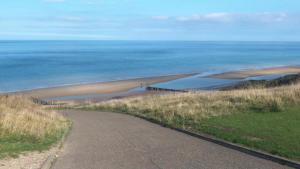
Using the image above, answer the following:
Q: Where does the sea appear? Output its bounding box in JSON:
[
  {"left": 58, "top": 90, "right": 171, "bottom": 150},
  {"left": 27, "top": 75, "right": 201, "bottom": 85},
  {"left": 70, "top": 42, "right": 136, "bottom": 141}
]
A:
[{"left": 0, "top": 41, "right": 300, "bottom": 92}]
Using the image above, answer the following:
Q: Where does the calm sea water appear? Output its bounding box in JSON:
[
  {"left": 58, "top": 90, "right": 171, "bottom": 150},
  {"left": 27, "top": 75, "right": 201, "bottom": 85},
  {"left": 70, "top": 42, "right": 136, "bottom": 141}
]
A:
[{"left": 0, "top": 41, "right": 300, "bottom": 92}]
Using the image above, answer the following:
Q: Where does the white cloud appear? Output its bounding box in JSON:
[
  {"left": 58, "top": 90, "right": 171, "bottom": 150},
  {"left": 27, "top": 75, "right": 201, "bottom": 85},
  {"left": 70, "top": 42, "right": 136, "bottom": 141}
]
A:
[
  {"left": 172, "top": 12, "right": 290, "bottom": 23},
  {"left": 252, "top": 12, "right": 288, "bottom": 23},
  {"left": 61, "top": 16, "right": 84, "bottom": 22},
  {"left": 0, "top": 31, "right": 114, "bottom": 39},
  {"left": 152, "top": 16, "right": 170, "bottom": 20},
  {"left": 44, "top": 0, "right": 65, "bottom": 3},
  {"left": 176, "top": 13, "right": 232, "bottom": 22},
  {"left": 133, "top": 28, "right": 171, "bottom": 32}
]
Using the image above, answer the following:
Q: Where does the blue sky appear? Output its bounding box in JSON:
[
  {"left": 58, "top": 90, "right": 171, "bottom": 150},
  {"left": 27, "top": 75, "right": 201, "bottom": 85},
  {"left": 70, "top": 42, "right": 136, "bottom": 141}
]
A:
[{"left": 0, "top": 0, "right": 300, "bottom": 40}]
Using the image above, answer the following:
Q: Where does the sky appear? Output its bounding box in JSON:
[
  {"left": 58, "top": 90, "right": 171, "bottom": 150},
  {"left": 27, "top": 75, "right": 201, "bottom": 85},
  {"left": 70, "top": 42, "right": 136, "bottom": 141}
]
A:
[{"left": 0, "top": 0, "right": 300, "bottom": 40}]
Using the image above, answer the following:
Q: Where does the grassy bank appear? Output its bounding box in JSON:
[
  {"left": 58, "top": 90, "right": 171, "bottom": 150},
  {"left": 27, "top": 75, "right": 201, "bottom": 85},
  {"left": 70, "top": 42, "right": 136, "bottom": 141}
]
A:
[
  {"left": 198, "top": 106, "right": 300, "bottom": 160},
  {"left": 75, "top": 84, "right": 300, "bottom": 161},
  {"left": 222, "top": 73, "right": 300, "bottom": 90},
  {"left": 0, "top": 95, "right": 70, "bottom": 159}
]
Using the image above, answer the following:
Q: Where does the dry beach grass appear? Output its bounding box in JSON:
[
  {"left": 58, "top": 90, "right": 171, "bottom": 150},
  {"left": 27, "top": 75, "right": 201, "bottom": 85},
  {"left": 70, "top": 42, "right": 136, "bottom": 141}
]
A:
[
  {"left": 85, "top": 83, "right": 300, "bottom": 120},
  {"left": 0, "top": 94, "right": 69, "bottom": 159},
  {"left": 0, "top": 95, "right": 68, "bottom": 138}
]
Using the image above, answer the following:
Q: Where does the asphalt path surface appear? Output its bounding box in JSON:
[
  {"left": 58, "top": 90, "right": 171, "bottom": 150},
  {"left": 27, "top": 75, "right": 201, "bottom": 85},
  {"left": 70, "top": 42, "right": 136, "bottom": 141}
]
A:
[{"left": 52, "top": 110, "right": 291, "bottom": 169}]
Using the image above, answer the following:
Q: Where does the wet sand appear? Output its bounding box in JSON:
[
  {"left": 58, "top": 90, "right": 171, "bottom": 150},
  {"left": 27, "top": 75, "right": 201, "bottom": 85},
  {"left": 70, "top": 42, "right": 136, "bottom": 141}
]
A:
[
  {"left": 207, "top": 66, "right": 300, "bottom": 79},
  {"left": 18, "top": 73, "right": 196, "bottom": 99}
]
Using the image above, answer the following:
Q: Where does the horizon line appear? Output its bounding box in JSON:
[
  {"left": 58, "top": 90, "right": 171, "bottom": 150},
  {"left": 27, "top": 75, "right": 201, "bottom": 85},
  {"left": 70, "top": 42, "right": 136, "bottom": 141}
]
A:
[{"left": 0, "top": 39, "right": 300, "bottom": 42}]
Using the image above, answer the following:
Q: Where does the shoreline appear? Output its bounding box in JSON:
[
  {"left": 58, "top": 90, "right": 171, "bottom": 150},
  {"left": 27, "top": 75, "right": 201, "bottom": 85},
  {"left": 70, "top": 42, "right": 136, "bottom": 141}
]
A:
[
  {"left": 2, "top": 65, "right": 300, "bottom": 101},
  {"left": 13, "top": 73, "right": 196, "bottom": 99},
  {"left": 206, "top": 65, "right": 300, "bottom": 79}
]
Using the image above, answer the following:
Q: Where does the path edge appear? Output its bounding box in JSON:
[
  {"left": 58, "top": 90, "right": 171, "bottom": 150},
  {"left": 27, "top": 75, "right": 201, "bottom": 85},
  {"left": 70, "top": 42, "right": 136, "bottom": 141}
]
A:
[
  {"left": 119, "top": 112, "right": 300, "bottom": 169},
  {"left": 40, "top": 121, "right": 72, "bottom": 169}
]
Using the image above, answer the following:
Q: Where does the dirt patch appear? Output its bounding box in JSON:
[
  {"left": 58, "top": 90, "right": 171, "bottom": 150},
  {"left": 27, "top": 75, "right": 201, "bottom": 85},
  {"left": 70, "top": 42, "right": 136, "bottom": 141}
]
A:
[{"left": 0, "top": 146, "right": 58, "bottom": 169}]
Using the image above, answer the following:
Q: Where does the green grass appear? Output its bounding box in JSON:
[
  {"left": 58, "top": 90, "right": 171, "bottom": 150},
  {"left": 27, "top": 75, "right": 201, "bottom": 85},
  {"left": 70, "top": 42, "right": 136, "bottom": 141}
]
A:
[
  {"left": 197, "top": 106, "right": 300, "bottom": 161},
  {"left": 0, "top": 128, "right": 68, "bottom": 159}
]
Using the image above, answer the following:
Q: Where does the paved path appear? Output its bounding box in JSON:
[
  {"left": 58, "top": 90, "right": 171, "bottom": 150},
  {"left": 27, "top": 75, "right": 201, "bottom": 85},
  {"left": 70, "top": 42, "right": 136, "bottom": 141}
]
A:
[{"left": 53, "top": 110, "right": 291, "bottom": 169}]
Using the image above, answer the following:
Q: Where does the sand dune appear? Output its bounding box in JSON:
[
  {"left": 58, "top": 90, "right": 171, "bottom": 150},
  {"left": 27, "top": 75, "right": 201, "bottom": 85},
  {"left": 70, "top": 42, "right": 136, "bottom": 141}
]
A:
[{"left": 207, "top": 66, "right": 300, "bottom": 79}]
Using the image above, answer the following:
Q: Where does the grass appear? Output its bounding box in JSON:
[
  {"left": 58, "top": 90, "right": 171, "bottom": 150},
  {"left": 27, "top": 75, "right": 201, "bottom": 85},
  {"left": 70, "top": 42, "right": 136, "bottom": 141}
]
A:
[
  {"left": 222, "top": 73, "right": 300, "bottom": 90},
  {"left": 197, "top": 106, "right": 300, "bottom": 160},
  {"left": 0, "top": 95, "right": 70, "bottom": 159},
  {"left": 71, "top": 83, "right": 300, "bottom": 161}
]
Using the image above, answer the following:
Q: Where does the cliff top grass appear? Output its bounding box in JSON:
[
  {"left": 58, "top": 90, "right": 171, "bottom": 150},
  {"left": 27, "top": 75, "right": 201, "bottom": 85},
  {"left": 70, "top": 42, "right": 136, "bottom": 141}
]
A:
[{"left": 0, "top": 95, "right": 70, "bottom": 159}]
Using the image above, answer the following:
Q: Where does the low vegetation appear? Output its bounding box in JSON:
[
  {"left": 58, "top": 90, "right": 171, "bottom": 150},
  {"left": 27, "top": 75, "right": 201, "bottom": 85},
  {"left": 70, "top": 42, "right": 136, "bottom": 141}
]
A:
[
  {"left": 0, "top": 95, "right": 70, "bottom": 159},
  {"left": 222, "top": 73, "right": 300, "bottom": 90},
  {"left": 75, "top": 82, "right": 300, "bottom": 161},
  {"left": 198, "top": 106, "right": 300, "bottom": 161},
  {"left": 82, "top": 83, "right": 300, "bottom": 122}
]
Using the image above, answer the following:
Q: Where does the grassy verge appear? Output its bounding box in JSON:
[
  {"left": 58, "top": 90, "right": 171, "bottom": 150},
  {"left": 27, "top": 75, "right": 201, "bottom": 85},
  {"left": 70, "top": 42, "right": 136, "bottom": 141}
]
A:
[
  {"left": 0, "top": 95, "right": 70, "bottom": 159},
  {"left": 72, "top": 84, "right": 300, "bottom": 161},
  {"left": 197, "top": 106, "right": 300, "bottom": 160}
]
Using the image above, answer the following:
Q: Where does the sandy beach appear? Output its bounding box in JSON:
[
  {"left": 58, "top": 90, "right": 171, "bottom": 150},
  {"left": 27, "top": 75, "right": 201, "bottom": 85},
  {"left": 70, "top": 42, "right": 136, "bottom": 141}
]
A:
[
  {"left": 207, "top": 66, "right": 300, "bottom": 79},
  {"left": 17, "top": 73, "right": 196, "bottom": 99},
  {"left": 5, "top": 66, "right": 300, "bottom": 101}
]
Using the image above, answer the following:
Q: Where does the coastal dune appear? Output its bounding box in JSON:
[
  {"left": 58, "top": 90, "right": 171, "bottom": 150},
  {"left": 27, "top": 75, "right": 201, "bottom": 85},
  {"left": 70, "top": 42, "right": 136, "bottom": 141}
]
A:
[
  {"left": 19, "top": 74, "right": 196, "bottom": 99},
  {"left": 207, "top": 66, "right": 300, "bottom": 79}
]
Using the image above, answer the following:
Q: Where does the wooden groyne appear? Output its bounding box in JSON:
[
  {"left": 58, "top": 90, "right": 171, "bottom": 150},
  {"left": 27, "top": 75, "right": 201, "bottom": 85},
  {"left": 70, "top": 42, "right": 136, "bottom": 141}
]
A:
[{"left": 146, "top": 86, "right": 188, "bottom": 93}]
